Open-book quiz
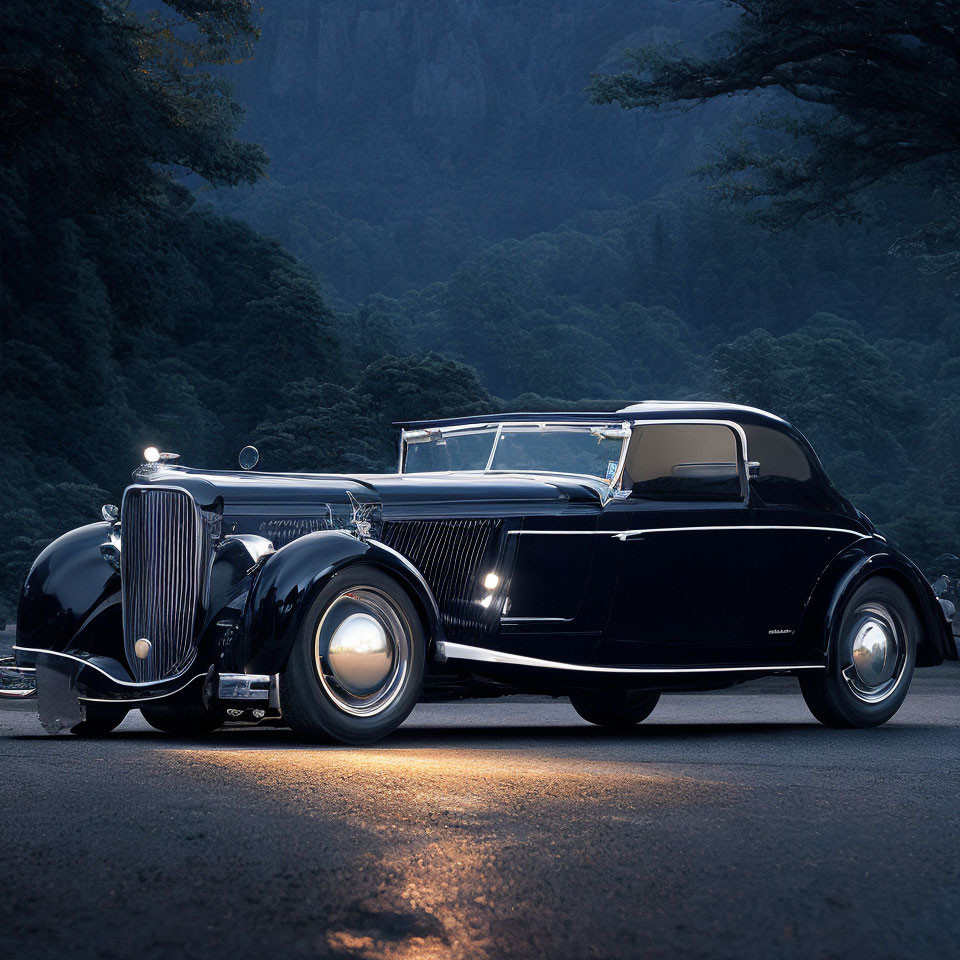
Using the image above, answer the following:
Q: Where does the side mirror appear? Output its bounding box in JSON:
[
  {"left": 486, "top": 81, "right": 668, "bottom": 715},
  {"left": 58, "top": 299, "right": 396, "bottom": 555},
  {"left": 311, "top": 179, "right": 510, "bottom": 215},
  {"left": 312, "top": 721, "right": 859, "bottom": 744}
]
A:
[
  {"left": 239, "top": 445, "right": 260, "bottom": 470},
  {"left": 748, "top": 461, "right": 761, "bottom": 479}
]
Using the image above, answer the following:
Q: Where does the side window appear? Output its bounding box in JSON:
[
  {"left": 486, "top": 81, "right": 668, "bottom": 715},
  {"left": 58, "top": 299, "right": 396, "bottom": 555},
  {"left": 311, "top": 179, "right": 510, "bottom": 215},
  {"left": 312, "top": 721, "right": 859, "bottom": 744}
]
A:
[
  {"left": 743, "top": 425, "right": 832, "bottom": 509},
  {"left": 623, "top": 423, "right": 743, "bottom": 501}
]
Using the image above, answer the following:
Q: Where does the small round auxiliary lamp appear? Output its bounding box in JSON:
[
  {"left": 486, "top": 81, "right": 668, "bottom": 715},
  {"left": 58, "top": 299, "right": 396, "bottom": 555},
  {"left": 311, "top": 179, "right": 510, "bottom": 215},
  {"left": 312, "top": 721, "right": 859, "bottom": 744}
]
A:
[{"left": 239, "top": 445, "right": 260, "bottom": 470}]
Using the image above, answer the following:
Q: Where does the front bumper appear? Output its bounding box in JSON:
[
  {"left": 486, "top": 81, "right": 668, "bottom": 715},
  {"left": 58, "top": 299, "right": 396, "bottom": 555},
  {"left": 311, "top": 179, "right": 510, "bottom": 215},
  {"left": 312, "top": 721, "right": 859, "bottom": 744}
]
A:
[
  {"left": 0, "top": 658, "right": 36, "bottom": 699},
  {"left": 12, "top": 646, "right": 208, "bottom": 703},
  {"left": 4, "top": 646, "right": 278, "bottom": 732}
]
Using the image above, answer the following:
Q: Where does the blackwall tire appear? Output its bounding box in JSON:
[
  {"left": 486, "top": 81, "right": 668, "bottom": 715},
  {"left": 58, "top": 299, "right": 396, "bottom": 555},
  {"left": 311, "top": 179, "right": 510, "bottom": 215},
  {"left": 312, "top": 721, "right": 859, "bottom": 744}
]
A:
[
  {"left": 800, "top": 577, "right": 918, "bottom": 728},
  {"left": 141, "top": 697, "right": 227, "bottom": 735},
  {"left": 281, "top": 565, "right": 426, "bottom": 745},
  {"left": 71, "top": 703, "right": 128, "bottom": 736},
  {"left": 569, "top": 689, "right": 661, "bottom": 729}
]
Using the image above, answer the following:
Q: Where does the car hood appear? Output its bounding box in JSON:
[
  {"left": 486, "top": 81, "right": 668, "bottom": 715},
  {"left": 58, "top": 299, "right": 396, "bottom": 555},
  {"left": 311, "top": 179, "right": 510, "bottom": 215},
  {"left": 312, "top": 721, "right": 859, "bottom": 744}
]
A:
[{"left": 132, "top": 466, "right": 606, "bottom": 514}]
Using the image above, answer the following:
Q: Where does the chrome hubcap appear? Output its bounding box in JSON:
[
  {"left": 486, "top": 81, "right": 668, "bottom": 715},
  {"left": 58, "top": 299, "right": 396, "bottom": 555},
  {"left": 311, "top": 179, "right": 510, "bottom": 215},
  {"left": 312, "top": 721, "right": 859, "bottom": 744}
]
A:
[
  {"left": 315, "top": 587, "right": 410, "bottom": 716},
  {"left": 841, "top": 603, "right": 905, "bottom": 703},
  {"left": 327, "top": 613, "right": 393, "bottom": 694}
]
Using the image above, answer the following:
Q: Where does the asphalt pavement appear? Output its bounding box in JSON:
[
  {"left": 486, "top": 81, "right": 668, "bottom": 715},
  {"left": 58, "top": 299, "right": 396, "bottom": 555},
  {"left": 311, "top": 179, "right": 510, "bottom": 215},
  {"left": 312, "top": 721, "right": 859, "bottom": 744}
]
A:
[{"left": 2, "top": 669, "right": 959, "bottom": 960}]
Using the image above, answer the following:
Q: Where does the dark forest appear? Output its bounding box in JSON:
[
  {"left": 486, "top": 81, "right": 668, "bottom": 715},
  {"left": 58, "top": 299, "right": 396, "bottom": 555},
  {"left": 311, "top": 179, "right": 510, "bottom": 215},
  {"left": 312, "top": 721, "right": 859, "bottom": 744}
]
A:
[{"left": 3, "top": 0, "right": 960, "bottom": 624}]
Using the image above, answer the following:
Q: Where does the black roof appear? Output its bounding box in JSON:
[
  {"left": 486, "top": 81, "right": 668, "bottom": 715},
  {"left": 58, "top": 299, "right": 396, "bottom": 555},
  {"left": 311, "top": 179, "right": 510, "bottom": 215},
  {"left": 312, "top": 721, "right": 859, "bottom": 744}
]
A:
[{"left": 395, "top": 402, "right": 789, "bottom": 431}]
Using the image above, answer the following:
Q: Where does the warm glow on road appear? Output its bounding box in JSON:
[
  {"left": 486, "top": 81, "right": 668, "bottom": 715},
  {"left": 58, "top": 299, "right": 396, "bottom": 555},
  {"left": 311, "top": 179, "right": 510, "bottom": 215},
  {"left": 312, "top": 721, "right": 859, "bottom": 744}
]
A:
[
  {"left": 164, "top": 745, "right": 729, "bottom": 959},
  {"left": 5, "top": 688, "right": 959, "bottom": 959}
]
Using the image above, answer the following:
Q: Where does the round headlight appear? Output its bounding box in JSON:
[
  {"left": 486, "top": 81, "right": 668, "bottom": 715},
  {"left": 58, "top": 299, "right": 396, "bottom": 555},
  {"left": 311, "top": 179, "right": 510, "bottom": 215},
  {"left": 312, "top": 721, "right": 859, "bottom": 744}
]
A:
[{"left": 143, "top": 446, "right": 160, "bottom": 463}]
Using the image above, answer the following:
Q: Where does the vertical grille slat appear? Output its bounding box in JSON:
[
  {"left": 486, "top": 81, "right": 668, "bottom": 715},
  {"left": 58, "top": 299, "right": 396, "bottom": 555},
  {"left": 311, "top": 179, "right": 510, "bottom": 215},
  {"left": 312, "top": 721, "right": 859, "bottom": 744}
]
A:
[
  {"left": 380, "top": 519, "right": 502, "bottom": 644},
  {"left": 121, "top": 487, "right": 208, "bottom": 682}
]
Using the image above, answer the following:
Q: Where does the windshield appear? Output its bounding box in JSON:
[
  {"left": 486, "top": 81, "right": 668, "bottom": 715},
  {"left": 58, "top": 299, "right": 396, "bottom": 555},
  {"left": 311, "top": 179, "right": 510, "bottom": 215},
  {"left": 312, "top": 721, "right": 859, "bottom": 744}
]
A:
[{"left": 402, "top": 423, "right": 628, "bottom": 481}]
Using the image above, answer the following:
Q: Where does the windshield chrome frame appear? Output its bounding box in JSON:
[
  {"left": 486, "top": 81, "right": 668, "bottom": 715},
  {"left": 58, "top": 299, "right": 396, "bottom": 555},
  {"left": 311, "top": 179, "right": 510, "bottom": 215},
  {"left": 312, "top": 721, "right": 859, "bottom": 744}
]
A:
[{"left": 399, "top": 420, "right": 631, "bottom": 491}]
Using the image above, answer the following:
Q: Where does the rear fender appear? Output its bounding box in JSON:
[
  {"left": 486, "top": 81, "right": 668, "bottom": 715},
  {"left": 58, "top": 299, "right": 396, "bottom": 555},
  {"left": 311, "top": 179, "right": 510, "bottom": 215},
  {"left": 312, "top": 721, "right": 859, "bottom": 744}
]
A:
[
  {"left": 799, "top": 539, "right": 955, "bottom": 666},
  {"left": 242, "top": 530, "right": 442, "bottom": 675}
]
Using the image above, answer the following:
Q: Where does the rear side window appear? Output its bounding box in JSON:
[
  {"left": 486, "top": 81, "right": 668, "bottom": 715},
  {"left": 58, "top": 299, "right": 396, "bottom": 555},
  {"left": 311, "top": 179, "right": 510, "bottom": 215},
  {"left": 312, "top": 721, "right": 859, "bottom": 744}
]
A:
[
  {"left": 623, "top": 423, "right": 743, "bottom": 501},
  {"left": 743, "top": 424, "right": 832, "bottom": 510}
]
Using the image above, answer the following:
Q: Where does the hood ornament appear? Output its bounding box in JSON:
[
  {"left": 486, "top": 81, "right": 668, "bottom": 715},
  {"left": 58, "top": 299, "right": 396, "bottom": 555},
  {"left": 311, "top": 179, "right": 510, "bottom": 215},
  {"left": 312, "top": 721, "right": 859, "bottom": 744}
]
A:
[
  {"left": 346, "top": 491, "right": 378, "bottom": 540},
  {"left": 142, "top": 447, "right": 179, "bottom": 464},
  {"left": 134, "top": 447, "right": 180, "bottom": 479}
]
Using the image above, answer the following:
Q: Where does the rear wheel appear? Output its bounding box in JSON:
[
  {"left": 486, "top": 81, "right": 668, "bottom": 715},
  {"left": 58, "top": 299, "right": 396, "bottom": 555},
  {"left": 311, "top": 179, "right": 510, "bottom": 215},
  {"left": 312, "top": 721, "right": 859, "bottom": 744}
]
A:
[
  {"left": 569, "top": 689, "right": 661, "bottom": 729},
  {"left": 800, "top": 577, "right": 917, "bottom": 728},
  {"left": 281, "top": 565, "right": 425, "bottom": 744},
  {"left": 71, "top": 703, "right": 128, "bottom": 736}
]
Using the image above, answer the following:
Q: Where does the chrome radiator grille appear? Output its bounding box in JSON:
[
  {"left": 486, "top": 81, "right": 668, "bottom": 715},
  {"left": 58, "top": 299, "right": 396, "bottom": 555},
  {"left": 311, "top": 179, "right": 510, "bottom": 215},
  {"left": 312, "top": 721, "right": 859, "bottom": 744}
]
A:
[
  {"left": 121, "top": 487, "right": 210, "bottom": 682},
  {"left": 379, "top": 519, "right": 502, "bottom": 644}
]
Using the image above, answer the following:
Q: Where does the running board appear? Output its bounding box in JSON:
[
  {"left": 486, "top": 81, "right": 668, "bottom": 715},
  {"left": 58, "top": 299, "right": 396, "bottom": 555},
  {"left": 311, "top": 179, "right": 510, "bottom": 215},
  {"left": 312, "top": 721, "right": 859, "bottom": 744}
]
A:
[{"left": 436, "top": 642, "right": 826, "bottom": 675}]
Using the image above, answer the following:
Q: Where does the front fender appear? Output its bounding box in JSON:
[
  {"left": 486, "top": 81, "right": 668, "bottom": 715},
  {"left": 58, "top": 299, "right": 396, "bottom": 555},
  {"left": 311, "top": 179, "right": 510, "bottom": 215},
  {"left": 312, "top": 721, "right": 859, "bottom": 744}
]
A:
[
  {"left": 800, "top": 538, "right": 955, "bottom": 666},
  {"left": 241, "top": 531, "right": 443, "bottom": 675},
  {"left": 16, "top": 522, "right": 120, "bottom": 659}
]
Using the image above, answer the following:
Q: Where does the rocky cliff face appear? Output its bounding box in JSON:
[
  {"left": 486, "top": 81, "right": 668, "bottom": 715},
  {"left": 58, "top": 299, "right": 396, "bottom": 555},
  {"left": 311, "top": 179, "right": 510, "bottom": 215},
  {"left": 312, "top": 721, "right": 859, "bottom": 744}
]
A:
[
  {"left": 216, "top": 0, "right": 734, "bottom": 297},
  {"left": 236, "top": 0, "right": 724, "bottom": 168}
]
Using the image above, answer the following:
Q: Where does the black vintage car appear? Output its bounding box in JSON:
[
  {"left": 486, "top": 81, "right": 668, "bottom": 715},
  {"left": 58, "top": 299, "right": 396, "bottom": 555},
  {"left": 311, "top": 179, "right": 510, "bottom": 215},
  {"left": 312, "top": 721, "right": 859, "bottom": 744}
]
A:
[{"left": 4, "top": 402, "right": 957, "bottom": 742}]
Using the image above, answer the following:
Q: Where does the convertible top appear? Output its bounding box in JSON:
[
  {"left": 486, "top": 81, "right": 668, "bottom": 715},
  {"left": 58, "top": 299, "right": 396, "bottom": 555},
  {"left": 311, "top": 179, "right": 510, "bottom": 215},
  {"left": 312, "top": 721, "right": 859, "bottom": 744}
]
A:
[{"left": 395, "top": 401, "right": 788, "bottom": 431}]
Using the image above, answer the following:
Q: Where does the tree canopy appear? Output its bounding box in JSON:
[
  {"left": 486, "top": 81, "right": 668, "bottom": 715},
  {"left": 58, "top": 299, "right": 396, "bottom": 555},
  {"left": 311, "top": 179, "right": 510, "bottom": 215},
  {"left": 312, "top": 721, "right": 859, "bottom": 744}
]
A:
[
  {"left": 590, "top": 1, "right": 960, "bottom": 242},
  {"left": 0, "top": 1, "right": 489, "bottom": 622}
]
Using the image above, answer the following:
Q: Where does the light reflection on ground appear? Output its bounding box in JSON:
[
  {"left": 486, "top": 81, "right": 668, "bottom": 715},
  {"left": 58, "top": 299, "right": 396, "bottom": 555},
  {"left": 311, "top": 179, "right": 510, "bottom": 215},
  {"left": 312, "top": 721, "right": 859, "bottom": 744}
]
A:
[
  {"left": 5, "top": 688, "right": 959, "bottom": 959},
  {"left": 165, "top": 746, "right": 733, "bottom": 959}
]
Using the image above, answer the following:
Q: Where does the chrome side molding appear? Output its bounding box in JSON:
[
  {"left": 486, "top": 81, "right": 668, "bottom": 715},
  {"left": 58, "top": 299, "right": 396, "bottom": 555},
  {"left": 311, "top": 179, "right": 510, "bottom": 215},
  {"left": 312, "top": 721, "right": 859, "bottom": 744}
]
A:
[
  {"left": 506, "top": 525, "right": 867, "bottom": 540},
  {"left": 614, "top": 525, "right": 867, "bottom": 542},
  {"left": 437, "top": 641, "right": 826, "bottom": 675}
]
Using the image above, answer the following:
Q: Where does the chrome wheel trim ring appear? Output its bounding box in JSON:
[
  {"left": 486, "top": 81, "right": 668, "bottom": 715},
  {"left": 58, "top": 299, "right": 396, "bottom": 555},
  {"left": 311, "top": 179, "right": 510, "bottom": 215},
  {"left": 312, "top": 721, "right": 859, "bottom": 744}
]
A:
[
  {"left": 840, "top": 602, "right": 906, "bottom": 704},
  {"left": 314, "top": 587, "right": 411, "bottom": 717}
]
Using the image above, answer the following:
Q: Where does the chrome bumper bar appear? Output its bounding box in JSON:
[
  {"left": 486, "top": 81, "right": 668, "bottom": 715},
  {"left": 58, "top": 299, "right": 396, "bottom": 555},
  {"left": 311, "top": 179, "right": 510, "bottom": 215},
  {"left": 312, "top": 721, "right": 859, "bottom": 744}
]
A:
[
  {"left": 9, "top": 647, "right": 279, "bottom": 707},
  {"left": 218, "top": 673, "right": 279, "bottom": 707},
  {"left": 0, "top": 658, "right": 37, "bottom": 700},
  {"left": 13, "top": 646, "right": 206, "bottom": 703},
  {"left": 4, "top": 647, "right": 284, "bottom": 734}
]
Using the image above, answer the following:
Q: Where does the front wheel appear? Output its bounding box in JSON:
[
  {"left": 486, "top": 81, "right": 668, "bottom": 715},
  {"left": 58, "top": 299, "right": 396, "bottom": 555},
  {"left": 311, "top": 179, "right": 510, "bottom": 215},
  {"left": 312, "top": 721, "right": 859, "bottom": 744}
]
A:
[
  {"left": 281, "top": 565, "right": 426, "bottom": 744},
  {"left": 141, "top": 695, "right": 227, "bottom": 735},
  {"left": 800, "top": 577, "right": 917, "bottom": 728},
  {"left": 569, "top": 689, "right": 661, "bottom": 729},
  {"left": 71, "top": 703, "right": 128, "bottom": 737}
]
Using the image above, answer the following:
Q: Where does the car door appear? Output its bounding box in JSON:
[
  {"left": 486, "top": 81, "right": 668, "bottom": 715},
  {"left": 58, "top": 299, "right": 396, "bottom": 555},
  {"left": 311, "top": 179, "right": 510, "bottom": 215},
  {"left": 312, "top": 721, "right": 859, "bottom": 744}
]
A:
[
  {"left": 497, "top": 510, "right": 617, "bottom": 663},
  {"left": 502, "top": 516, "right": 599, "bottom": 623},
  {"left": 595, "top": 420, "right": 754, "bottom": 667},
  {"left": 738, "top": 422, "right": 870, "bottom": 658}
]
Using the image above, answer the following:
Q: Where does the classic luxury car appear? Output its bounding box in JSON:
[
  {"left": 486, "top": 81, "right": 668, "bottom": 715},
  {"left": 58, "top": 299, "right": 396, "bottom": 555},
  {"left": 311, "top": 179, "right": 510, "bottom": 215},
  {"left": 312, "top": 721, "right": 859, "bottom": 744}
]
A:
[{"left": 3, "top": 402, "right": 957, "bottom": 742}]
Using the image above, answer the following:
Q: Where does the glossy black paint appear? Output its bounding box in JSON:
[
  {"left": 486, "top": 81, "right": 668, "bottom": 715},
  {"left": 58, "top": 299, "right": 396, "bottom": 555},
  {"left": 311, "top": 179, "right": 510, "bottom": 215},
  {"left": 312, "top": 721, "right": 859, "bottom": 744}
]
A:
[
  {"left": 17, "top": 523, "right": 119, "bottom": 656},
  {"left": 15, "top": 403, "right": 956, "bottom": 707},
  {"left": 600, "top": 504, "right": 752, "bottom": 666},
  {"left": 800, "top": 541, "right": 951, "bottom": 668},
  {"left": 241, "top": 530, "right": 442, "bottom": 676}
]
